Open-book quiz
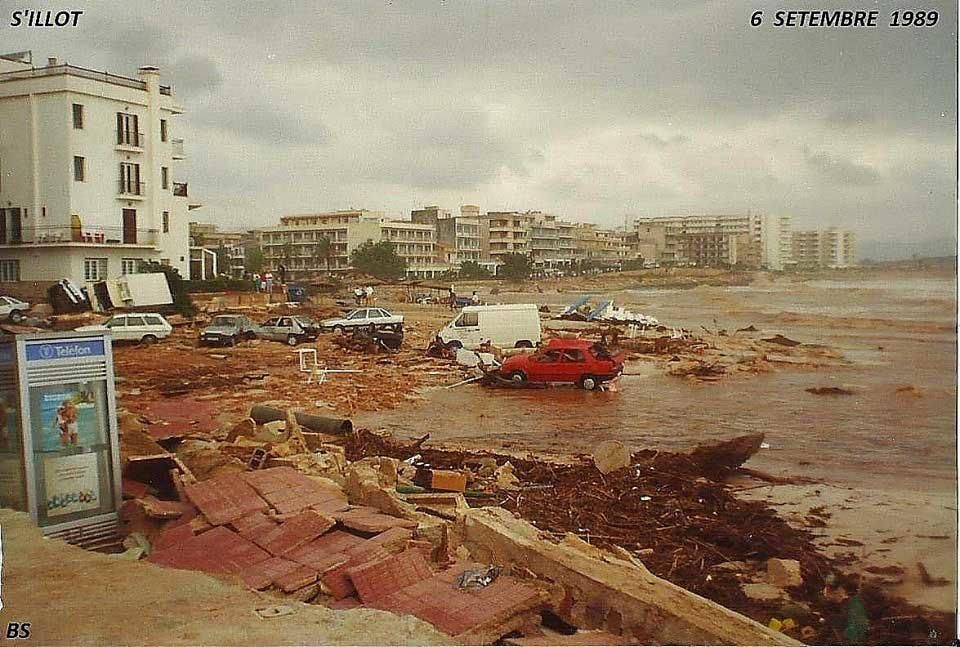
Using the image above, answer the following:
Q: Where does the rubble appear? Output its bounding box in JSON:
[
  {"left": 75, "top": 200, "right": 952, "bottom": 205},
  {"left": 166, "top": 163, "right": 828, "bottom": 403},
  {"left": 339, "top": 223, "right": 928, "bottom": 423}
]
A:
[
  {"left": 591, "top": 440, "right": 632, "bottom": 475},
  {"left": 767, "top": 558, "right": 804, "bottom": 588}
]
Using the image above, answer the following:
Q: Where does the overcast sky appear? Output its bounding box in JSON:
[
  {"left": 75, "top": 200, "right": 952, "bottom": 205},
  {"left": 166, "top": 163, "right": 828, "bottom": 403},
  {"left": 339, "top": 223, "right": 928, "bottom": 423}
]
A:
[{"left": 4, "top": 1, "right": 957, "bottom": 259}]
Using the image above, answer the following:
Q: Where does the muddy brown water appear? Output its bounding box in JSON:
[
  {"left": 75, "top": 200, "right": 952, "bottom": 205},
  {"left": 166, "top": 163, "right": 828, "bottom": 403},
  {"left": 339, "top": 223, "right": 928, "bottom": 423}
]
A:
[
  {"left": 359, "top": 276, "right": 957, "bottom": 490},
  {"left": 357, "top": 273, "right": 958, "bottom": 613}
]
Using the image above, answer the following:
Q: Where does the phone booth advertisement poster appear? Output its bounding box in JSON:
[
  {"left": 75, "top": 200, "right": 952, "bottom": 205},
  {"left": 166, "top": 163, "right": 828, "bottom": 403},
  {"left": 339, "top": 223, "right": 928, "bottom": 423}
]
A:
[
  {"left": 42, "top": 452, "right": 99, "bottom": 517},
  {"left": 37, "top": 387, "right": 99, "bottom": 451}
]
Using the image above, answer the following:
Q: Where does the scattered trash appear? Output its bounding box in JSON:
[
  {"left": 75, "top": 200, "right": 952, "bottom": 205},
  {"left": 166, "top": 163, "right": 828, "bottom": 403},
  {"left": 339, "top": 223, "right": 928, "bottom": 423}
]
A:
[
  {"left": 805, "top": 386, "right": 855, "bottom": 396},
  {"left": 254, "top": 605, "right": 296, "bottom": 619},
  {"left": 456, "top": 565, "right": 501, "bottom": 590},
  {"left": 761, "top": 334, "right": 802, "bottom": 347}
]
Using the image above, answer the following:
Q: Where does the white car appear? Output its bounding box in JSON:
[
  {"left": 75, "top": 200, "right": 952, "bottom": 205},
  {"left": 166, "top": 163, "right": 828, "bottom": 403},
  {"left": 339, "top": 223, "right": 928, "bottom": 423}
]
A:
[
  {"left": 76, "top": 313, "right": 173, "bottom": 344},
  {"left": 0, "top": 296, "right": 30, "bottom": 323},
  {"left": 322, "top": 308, "right": 404, "bottom": 333}
]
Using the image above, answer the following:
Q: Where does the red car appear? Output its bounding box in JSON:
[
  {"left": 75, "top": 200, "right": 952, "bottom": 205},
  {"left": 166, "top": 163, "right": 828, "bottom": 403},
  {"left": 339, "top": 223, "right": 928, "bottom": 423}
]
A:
[{"left": 499, "top": 338, "right": 625, "bottom": 390}]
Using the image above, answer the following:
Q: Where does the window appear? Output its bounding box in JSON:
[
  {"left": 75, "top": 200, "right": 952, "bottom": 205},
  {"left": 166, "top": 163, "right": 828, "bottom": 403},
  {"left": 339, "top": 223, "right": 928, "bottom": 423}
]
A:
[
  {"left": 144, "top": 316, "right": 164, "bottom": 326},
  {"left": 83, "top": 258, "right": 107, "bottom": 281},
  {"left": 72, "top": 103, "right": 84, "bottom": 129},
  {"left": 73, "top": 156, "right": 85, "bottom": 182},
  {"left": 160, "top": 119, "right": 168, "bottom": 142},
  {"left": 126, "top": 316, "right": 146, "bottom": 327},
  {"left": 348, "top": 310, "right": 367, "bottom": 320},
  {"left": 119, "top": 163, "right": 141, "bottom": 195},
  {"left": 456, "top": 312, "right": 479, "bottom": 327},
  {"left": 161, "top": 167, "right": 169, "bottom": 190},
  {"left": 0, "top": 260, "right": 19, "bottom": 282},
  {"left": 105, "top": 317, "right": 125, "bottom": 328},
  {"left": 121, "top": 258, "right": 139, "bottom": 275},
  {"left": 116, "top": 112, "right": 140, "bottom": 146},
  {"left": 162, "top": 211, "right": 169, "bottom": 233}
]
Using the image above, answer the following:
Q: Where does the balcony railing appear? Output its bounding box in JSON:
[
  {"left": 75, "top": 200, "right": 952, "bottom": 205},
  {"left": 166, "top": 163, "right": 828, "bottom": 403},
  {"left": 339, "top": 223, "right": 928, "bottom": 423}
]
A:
[
  {"left": 118, "top": 180, "right": 145, "bottom": 196},
  {"left": 0, "top": 225, "right": 159, "bottom": 246},
  {"left": 173, "top": 182, "right": 188, "bottom": 197},
  {"left": 117, "top": 130, "right": 143, "bottom": 147}
]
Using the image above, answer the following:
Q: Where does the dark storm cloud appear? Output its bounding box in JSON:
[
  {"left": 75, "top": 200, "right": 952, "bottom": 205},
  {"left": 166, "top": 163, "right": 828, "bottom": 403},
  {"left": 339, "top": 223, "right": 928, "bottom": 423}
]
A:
[
  {"left": 2, "top": 0, "right": 955, "bottom": 258},
  {"left": 804, "top": 149, "right": 882, "bottom": 186}
]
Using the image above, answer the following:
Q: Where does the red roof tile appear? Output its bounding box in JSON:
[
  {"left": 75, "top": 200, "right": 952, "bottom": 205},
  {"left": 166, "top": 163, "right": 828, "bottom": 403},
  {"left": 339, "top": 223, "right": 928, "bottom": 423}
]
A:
[{"left": 347, "top": 548, "right": 434, "bottom": 604}]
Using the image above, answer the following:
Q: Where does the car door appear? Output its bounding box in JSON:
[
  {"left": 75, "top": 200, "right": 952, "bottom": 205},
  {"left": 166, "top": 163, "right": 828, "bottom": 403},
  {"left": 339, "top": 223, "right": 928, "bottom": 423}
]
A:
[
  {"left": 277, "top": 317, "right": 297, "bottom": 340},
  {"left": 452, "top": 310, "right": 482, "bottom": 348},
  {"left": 125, "top": 315, "right": 147, "bottom": 341},
  {"left": 531, "top": 349, "right": 563, "bottom": 382},
  {"left": 347, "top": 309, "right": 368, "bottom": 328},
  {"left": 143, "top": 315, "right": 167, "bottom": 337},
  {"left": 557, "top": 348, "right": 588, "bottom": 382},
  {"left": 104, "top": 315, "right": 127, "bottom": 340},
  {"left": 260, "top": 317, "right": 280, "bottom": 340}
]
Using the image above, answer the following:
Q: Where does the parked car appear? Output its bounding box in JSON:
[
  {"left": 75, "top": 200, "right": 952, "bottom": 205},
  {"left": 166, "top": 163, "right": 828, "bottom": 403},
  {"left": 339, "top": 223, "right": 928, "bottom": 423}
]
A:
[
  {"left": 292, "top": 315, "right": 323, "bottom": 337},
  {"left": 199, "top": 314, "right": 258, "bottom": 347},
  {"left": 499, "top": 338, "right": 624, "bottom": 390},
  {"left": 76, "top": 313, "right": 173, "bottom": 344},
  {"left": 322, "top": 308, "right": 404, "bottom": 334},
  {"left": 0, "top": 296, "right": 30, "bottom": 323},
  {"left": 437, "top": 304, "right": 541, "bottom": 350},
  {"left": 258, "top": 315, "right": 320, "bottom": 346}
]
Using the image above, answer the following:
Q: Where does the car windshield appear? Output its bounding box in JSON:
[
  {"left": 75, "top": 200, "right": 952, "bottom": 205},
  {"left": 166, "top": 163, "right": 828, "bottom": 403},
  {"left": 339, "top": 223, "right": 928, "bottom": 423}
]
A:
[{"left": 212, "top": 316, "right": 237, "bottom": 326}]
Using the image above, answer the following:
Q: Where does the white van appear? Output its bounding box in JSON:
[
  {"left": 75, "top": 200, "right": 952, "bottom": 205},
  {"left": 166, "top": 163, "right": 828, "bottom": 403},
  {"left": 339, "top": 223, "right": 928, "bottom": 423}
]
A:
[{"left": 438, "top": 304, "right": 541, "bottom": 350}]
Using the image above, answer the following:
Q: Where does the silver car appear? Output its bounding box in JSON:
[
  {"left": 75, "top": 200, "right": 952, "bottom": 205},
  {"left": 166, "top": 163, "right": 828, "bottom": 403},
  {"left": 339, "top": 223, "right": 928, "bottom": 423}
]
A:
[{"left": 257, "top": 316, "right": 319, "bottom": 346}]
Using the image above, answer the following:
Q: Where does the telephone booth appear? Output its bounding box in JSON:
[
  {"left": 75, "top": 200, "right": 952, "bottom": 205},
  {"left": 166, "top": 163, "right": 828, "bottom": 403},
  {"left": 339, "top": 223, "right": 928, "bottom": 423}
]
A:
[{"left": 0, "top": 331, "right": 121, "bottom": 548}]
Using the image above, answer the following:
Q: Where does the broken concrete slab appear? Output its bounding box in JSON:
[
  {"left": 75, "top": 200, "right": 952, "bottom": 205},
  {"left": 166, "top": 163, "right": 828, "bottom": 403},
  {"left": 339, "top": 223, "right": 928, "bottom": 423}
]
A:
[
  {"left": 147, "top": 526, "right": 271, "bottom": 576},
  {"left": 742, "top": 583, "right": 791, "bottom": 604},
  {"left": 184, "top": 473, "right": 270, "bottom": 526},
  {"left": 766, "top": 558, "right": 803, "bottom": 588},
  {"left": 368, "top": 561, "right": 546, "bottom": 643},
  {"left": 347, "top": 548, "right": 434, "bottom": 604},
  {"left": 462, "top": 507, "right": 800, "bottom": 646},
  {"left": 335, "top": 507, "right": 419, "bottom": 534},
  {"left": 254, "top": 509, "right": 336, "bottom": 556},
  {"left": 592, "top": 440, "right": 632, "bottom": 475}
]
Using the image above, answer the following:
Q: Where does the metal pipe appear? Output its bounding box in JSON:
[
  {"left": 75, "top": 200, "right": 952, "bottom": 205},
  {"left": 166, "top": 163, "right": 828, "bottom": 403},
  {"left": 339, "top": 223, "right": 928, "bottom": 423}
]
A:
[{"left": 249, "top": 404, "right": 353, "bottom": 435}]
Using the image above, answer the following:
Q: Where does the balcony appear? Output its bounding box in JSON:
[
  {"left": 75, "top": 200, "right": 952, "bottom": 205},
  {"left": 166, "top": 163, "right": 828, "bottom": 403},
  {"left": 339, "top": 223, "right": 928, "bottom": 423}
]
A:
[
  {"left": 116, "top": 130, "right": 144, "bottom": 149},
  {"left": 173, "top": 182, "right": 188, "bottom": 197},
  {"left": 0, "top": 225, "right": 159, "bottom": 247},
  {"left": 118, "top": 180, "right": 145, "bottom": 199},
  {"left": 171, "top": 138, "right": 185, "bottom": 160}
]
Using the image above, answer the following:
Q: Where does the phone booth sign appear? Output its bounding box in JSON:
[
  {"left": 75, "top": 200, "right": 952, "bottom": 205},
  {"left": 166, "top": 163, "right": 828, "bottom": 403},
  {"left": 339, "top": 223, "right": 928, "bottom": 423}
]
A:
[{"left": 3, "top": 331, "right": 122, "bottom": 546}]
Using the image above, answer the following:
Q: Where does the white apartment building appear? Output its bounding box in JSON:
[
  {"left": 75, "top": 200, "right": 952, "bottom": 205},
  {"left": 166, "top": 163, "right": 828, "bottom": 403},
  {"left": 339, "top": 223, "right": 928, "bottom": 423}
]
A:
[
  {"left": 259, "top": 209, "right": 448, "bottom": 279},
  {"left": 528, "top": 212, "right": 562, "bottom": 269},
  {"left": 411, "top": 205, "right": 481, "bottom": 266},
  {"left": 633, "top": 213, "right": 792, "bottom": 270},
  {"left": 0, "top": 52, "right": 193, "bottom": 283},
  {"left": 482, "top": 211, "right": 533, "bottom": 262},
  {"left": 792, "top": 228, "right": 856, "bottom": 270}
]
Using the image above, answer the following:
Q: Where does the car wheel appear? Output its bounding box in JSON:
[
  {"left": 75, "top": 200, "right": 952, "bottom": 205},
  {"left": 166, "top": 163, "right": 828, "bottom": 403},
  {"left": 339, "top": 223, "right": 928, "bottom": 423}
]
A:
[
  {"left": 446, "top": 340, "right": 462, "bottom": 350},
  {"left": 333, "top": 325, "right": 344, "bottom": 335},
  {"left": 8, "top": 310, "right": 23, "bottom": 324},
  {"left": 141, "top": 334, "right": 158, "bottom": 346},
  {"left": 227, "top": 335, "right": 236, "bottom": 347},
  {"left": 245, "top": 331, "right": 257, "bottom": 341},
  {"left": 286, "top": 335, "right": 299, "bottom": 346},
  {"left": 580, "top": 376, "right": 598, "bottom": 391},
  {"left": 515, "top": 340, "right": 533, "bottom": 348},
  {"left": 509, "top": 371, "right": 527, "bottom": 385}
]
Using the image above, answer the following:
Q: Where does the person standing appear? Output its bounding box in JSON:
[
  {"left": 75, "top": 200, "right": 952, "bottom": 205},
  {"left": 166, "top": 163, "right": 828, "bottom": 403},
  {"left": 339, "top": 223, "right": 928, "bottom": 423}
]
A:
[
  {"left": 265, "top": 272, "right": 274, "bottom": 293},
  {"left": 449, "top": 285, "right": 457, "bottom": 310},
  {"left": 365, "top": 285, "right": 374, "bottom": 304},
  {"left": 471, "top": 290, "right": 480, "bottom": 305},
  {"left": 278, "top": 263, "right": 287, "bottom": 286}
]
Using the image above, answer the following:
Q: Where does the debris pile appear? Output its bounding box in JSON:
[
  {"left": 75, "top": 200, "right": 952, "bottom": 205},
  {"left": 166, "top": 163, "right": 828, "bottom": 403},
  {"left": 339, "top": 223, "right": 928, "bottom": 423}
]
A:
[{"left": 341, "top": 429, "right": 954, "bottom": 645}]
